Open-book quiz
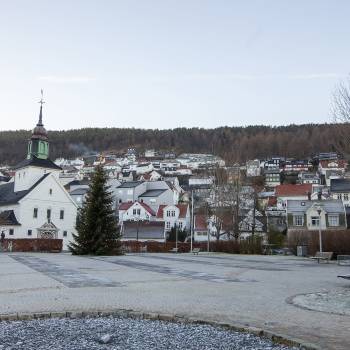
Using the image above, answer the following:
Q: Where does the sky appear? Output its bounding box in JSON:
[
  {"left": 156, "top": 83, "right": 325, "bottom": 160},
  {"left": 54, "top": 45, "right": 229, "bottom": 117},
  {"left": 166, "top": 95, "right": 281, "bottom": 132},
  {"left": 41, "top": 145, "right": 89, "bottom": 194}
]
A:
[{"left": 0, "top": 0, "right": 349, "bottom": 131}]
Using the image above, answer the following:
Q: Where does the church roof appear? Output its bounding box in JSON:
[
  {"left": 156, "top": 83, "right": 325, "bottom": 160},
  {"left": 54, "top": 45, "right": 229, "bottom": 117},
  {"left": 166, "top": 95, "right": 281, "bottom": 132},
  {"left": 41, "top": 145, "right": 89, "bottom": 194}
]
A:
[
  {"left": 13, "top": 156, "right": 61, "bottom": 171},
  {"left": 0, "top": 173, "right": 50, "bottom": 206},
  {"left": 0, "top": 210, "right": 21, "bottom": 226}
]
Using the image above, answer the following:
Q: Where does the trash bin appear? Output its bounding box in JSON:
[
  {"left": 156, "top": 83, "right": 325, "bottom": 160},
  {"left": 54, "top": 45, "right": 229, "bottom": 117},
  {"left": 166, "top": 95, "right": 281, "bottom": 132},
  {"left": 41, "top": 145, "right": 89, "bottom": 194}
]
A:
[{"left": 297, "top": 245, "right": 307, "bottom": 257}]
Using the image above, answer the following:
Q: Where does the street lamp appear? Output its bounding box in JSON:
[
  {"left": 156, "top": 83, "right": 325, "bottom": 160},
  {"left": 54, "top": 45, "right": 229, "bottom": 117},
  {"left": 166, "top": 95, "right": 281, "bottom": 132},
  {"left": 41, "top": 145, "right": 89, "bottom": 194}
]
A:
[{"left": 316, "top": 206, "right": 323, "bottom": 253}]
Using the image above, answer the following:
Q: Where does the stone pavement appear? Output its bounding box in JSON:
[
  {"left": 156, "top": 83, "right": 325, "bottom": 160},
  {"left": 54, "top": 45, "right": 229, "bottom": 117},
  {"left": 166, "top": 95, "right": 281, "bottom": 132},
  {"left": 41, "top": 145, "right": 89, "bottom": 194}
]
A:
[{"left": 0, "top": 252, "right": 349, "bottom": 349}]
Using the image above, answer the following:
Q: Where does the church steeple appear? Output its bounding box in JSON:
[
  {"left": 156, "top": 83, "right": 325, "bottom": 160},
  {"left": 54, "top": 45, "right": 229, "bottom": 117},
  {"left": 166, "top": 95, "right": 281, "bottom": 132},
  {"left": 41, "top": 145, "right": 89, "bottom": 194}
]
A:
[{"left": 27, "top": 90, "right": 50, "bottom": 160}]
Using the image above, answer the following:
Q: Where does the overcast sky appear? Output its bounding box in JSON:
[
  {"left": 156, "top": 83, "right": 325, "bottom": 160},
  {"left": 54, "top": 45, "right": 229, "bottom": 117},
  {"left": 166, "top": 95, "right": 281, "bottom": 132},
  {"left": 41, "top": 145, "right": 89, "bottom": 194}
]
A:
[{"left": 0, "top": 0, "right": 349, "bottom": 131}]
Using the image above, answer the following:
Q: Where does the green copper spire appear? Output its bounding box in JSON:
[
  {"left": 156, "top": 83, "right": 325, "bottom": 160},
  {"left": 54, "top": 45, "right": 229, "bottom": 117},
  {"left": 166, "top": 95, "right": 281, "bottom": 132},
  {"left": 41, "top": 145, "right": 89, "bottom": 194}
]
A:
[{"left": 27, "top": 90, "right": 50, "bottom": 160}]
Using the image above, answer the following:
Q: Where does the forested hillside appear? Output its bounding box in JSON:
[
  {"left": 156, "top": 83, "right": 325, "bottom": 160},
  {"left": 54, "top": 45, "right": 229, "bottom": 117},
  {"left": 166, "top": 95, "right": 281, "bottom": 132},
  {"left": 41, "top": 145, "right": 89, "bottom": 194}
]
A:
[{"left": 0, "top": 124, "right": 346, "bottom": 165}]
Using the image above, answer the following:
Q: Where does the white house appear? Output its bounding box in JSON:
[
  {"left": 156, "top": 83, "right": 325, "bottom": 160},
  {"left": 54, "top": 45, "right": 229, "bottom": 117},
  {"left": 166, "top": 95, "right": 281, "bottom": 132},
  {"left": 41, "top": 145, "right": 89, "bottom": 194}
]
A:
[
  {"left": 0, "top": 98, "right": 77, "bottom": 250},
  {"left": 156, "top": 204, "right": 190, "bottom": 232},
  {"left": 118, "top": 201, "right": 156, "bottom": 223}
]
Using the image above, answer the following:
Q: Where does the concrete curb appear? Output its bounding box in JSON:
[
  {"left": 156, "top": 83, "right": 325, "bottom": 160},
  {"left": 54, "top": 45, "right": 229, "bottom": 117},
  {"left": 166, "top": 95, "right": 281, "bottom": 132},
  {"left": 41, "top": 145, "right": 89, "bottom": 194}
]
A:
[{"left": 0, "top": 309, "right": 320, "bottom": 350}]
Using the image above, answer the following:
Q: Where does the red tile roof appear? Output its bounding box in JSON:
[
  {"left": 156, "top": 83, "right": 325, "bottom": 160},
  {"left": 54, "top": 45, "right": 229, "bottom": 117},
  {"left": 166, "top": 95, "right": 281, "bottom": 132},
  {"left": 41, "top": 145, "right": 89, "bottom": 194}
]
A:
[
  {"left": 118, "top": 201, "right": 156, "bottom": 216},
  {"left": 275, "top": 184, "right": 312, "bottom": 197},
  {"left": 156, "top": 204, "right": 189, "bottom": 218},
  {"left": 319, "top": 159, "right": 347, "bottom": 169}
]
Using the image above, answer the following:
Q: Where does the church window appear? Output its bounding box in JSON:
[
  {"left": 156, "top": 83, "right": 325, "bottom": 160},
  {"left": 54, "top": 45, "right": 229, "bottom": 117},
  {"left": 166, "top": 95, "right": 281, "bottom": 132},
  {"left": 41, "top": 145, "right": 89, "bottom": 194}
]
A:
[
  {"left": 60, "top": 210, "right": 64, "bottom": 220},
  {"left": 27, "top": 230, "right": 32, "bottom": 236},
  {"left": 33, "top": 208, "right": 38, "bottom": 218},
  {"left": 47, "top": 209, "right": 51, "bottom": 222}
]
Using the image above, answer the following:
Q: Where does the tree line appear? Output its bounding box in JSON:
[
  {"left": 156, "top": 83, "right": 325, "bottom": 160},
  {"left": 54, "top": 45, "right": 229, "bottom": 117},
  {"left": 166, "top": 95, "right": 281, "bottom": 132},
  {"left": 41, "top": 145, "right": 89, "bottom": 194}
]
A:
[{"left": 0, "top": 123, "right": 347, "bottom": 166}]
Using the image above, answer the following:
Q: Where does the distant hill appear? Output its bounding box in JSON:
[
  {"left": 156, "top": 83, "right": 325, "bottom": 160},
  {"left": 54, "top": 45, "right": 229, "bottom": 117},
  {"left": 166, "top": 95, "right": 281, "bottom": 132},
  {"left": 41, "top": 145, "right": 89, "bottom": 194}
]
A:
[{"left": 0, "top": 124, "right": 345, "bottom": 166}]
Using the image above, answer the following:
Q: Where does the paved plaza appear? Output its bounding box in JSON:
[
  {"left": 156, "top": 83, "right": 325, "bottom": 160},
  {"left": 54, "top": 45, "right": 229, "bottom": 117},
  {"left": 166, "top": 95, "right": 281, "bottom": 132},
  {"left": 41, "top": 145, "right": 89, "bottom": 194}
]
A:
[{"left": 0, "top": 252, "right": 350, "bottom": 349}]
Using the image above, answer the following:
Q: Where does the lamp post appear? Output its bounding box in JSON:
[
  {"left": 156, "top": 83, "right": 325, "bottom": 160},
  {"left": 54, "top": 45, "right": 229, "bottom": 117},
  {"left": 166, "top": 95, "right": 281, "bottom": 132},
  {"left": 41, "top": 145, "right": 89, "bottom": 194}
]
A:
[
  {"left": 316, "top": 207, "right": 323, "bottom": 253},
  {"left": 190, "top": 190, "right": 194, "bottom": 252}
]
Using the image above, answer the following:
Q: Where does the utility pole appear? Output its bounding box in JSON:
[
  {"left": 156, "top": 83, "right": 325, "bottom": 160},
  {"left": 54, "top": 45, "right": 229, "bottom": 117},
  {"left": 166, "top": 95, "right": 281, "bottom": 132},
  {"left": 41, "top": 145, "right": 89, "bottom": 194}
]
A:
[{"left": 191, "top": 190, "right": 194, "bottom": 252}]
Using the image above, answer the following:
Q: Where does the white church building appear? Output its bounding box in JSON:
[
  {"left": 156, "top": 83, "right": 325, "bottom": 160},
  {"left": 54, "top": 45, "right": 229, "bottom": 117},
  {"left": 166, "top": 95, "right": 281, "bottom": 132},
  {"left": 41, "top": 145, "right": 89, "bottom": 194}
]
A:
[{"left": 0, "top": 95, "right": 77, "bottom": 250}]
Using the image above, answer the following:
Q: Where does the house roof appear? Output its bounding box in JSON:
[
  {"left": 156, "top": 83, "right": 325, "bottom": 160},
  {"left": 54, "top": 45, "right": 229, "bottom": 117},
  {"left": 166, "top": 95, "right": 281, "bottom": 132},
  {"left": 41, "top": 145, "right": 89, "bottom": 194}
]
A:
[
  {"left": 122, "top": 221, "right": 165, "bottom": 240},
  {"left": 117, "top": 181, "right": 143, "bottom": 188},
  {"left": 118, "top": 201, "right": 156, "bottom": 216},
  {"left": 139, "top": 189, "right": 167, "bottom": 197},
  {"left": 319, "top": 159, "right": 347, "bottom": 169},
  {"left": 0, "top": 210, "right": 21, "bottom": 226},
  {"left": 286, "top": 199, "right": 344, "bottom": 213},
  {"left": 0, "top": 173, "right": 50, "bottom": 206},
  {"left": 156, "top": 204, "right": 188, "bottom": 218},
  {"left": 69, "top": 188, "right": 89, "bottom": 196},
  {"left": 275, "top": 184, "right": 312, "bottom": 197},
  {"left": 330, "top": 178, "right": 350, "bottom": 193},
  {"left": 13, "top": 156, "right": 62, "bottom": 171}
]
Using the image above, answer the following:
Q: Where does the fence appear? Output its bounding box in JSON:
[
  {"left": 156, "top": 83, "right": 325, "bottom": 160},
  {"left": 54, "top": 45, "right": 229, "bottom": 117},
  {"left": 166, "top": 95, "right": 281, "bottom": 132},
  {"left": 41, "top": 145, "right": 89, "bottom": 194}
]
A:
[
  {"left": 0, "top": 239, "right": 62, "bottom": 252},
  {"left": 122, "top": 237, "right": 263, "bottom": 254}
]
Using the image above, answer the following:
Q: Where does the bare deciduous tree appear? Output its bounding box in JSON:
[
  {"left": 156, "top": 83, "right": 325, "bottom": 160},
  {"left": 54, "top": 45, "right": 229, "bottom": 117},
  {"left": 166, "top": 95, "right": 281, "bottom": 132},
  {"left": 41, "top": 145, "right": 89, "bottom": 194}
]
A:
[{"left": 332, "top": 77, "right": 350, "bottom": 158}]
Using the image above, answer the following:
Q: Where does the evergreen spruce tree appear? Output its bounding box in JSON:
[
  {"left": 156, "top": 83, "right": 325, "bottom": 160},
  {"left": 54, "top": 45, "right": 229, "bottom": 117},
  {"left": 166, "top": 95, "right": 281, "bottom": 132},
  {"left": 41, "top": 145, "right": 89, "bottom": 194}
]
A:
[{"left": 68, "top": 165, "right": 121, "bottom": 255}]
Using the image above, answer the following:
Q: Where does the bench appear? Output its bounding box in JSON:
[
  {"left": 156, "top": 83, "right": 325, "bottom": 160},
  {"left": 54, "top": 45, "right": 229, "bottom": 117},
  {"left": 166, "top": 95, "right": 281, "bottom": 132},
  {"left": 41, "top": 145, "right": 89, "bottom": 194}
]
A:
[
  {"left": 309, "top": 252, "right": 333, "bottom": 263},
  {"left": 338, "top": 275, "right": 350, "bottom": 280},
  {"left": 192, "top": 248, "right": 200, "bottom": 255},
  {"left": 169, "top": 248, "right": 179, "bottom": 253},
  {"left": 337, "top": 255, "right": 350, "bottom": 266}
]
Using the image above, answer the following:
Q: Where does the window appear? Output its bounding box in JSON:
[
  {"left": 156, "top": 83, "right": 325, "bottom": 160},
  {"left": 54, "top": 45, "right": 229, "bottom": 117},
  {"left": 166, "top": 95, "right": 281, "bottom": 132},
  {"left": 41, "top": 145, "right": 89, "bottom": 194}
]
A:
[
  {"left": 293, "top": 215, "right": 303, "bottom": 226},
  {"left": 9, "top": 229, "right": 14, "bottom": 236},
  {"left": 337, "top": 194, "right": 342, "bottom": 200},
  {"left": 133, "top": 209, "right": 137, "bottom": 215},
  {"left": 328, "top": 215, "right": 339, "bottom": 227},
  {"left": 33, "top": 208, "right": 38, "bottom": 218},
  {"left": 166, "top": 222, "right": 171, "bottom": 230},
  {"left": 49, "top": 188, "right": 53, "bottom": 195},
  {"left": 311, "top": 216, "right": 320, "bottom": 227},
  {"left": 344, "top": 194, "right": 349, "bottom": 201},
  {"left": 178, "top": 222, "right": 183, "bottom": 229},
  {"left": 171, "top": 210, "right": 176, "bottom": 217},
  {"left": 60, "top": 210, "right": 64, "bottom": 220},
  {"left": 47, "top": 209, "right": 51, "bottom": 222},
  {"left": 63, "top": 231, "right": 67, "bottom": 237},
  {"left": 137, "top": 209, "right": 141, "bottom": 215},
  {"left": 166, "top": 210, "right": 171, "bottom": 217},
  {"left": 27, "top": 229, "right": 32, "bottom": 236}
]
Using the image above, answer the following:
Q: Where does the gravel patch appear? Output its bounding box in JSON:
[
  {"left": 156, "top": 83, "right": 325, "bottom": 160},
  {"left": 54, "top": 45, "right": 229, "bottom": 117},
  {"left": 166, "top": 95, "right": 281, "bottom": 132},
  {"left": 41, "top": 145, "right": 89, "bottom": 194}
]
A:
[
  {"left": 292, "top": 290, "right": 350, "bottom": 316},
  {"left": 0, "top": 316, "right": 297, "bottom": 350}
]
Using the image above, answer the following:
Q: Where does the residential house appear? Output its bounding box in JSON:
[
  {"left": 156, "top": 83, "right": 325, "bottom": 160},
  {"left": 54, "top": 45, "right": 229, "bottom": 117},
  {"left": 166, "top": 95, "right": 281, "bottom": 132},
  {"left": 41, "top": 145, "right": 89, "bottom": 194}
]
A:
[
  {"left": 118, "top": 201, "right": 156, "bottom": 223},
  {"left": 239, "top": 209, "right": 266, "bottom": 239},
  {"left": 298, "top": 172, "right": 321, "bottom": 185},
  {"left": 156, "top": 204, "right": 190, "bottom": 232},
  {"left": 193, "top": 214, "right": 216, "bottom": 242},
  {"left": 275, "top": 184, "right": 312, "bottom": 210},
  {"left": 264, "top": 169, "right": 281, "bottom": 187},
  {"left": 330, "top": 178, "right": 350, "bottom": 207},
  {"left": 246, "top": 159, "right": 261, "bottom": 177},
  {"left": 286, "top": 200, "right": 346, "bottom": 232},
  {"left": 283, "top": 159, "right": 311, "bottom": 173},
  {"left": 318, "top": 159, "right": 347, "bottom": 186}
]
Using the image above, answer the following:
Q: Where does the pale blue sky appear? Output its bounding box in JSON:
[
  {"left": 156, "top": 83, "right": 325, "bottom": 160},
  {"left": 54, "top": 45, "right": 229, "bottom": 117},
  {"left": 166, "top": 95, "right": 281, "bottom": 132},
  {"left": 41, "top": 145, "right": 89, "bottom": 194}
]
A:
[{"left": 0, "top": 0, "right": 349, "bottom": 130}]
